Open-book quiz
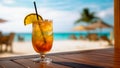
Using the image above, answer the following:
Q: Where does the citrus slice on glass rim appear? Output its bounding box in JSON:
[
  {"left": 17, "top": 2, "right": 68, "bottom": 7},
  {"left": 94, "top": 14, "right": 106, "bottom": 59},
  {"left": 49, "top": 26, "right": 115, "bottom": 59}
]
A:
[{"left": 24, "top": 13, "right": 43, "bottom": 25}]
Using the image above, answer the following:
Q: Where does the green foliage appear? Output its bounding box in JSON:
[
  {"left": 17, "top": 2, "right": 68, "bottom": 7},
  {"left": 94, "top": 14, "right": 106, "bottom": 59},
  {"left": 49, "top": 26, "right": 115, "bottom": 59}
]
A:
[{"left": 75, "top": 8, "right": 99, "bottom": 24}]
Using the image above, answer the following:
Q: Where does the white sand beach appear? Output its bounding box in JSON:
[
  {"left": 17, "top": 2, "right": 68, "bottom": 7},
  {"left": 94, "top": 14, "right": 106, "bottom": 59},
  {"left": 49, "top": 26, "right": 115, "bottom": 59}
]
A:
[{"left": 0, "top": 40, "right": 114, "bottom": 58}]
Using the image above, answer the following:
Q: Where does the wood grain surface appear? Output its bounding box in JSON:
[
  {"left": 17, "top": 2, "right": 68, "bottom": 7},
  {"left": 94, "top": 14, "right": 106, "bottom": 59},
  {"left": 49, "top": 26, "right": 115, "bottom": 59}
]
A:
[
  {"left": 0, "top": 48, "right": 113, "bottom": 68},
  {"left": 114, "top": 0, "right": 120, "bottom": 68}
]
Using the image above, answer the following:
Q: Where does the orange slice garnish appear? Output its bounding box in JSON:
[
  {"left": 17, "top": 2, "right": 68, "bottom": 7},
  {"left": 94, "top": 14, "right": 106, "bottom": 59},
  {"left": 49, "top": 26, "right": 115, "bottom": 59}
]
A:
[{"left": 24, "top": 13, "right": 43, "bottom": 25}]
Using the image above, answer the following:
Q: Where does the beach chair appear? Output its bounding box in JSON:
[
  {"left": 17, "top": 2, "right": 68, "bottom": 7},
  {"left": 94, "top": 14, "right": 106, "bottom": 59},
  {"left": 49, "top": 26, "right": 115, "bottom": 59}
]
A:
[
  {"left": 69, "top": 34, "right": 77, "bottom": 40},
  {"left": 0, "top": 32, "right": 15, "bottom": 52},
  {"left": 87, "top": 33, "right": 99, "bottom": 41},
  {"left": 100, "top": 36, "right": 113, "bottom": 46},
  {"left": 18, "top": 35, "right": 24, "bottom": 41},
  {"left": 79, "top": 36, "right": 85, "bottom": 40}
]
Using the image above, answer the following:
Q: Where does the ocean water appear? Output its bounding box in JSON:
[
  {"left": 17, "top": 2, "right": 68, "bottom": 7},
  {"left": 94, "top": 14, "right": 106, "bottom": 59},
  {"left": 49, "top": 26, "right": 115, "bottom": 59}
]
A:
[{"left": 14, "top": 32, "right": 110, "bottom": 42}]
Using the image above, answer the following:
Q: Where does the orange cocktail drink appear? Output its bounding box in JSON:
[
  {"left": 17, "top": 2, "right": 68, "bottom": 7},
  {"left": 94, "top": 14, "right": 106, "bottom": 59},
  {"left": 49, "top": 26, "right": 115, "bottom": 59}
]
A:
[
  {"left": 32, "top": 20, "right": 53, "bottom": 54},
  {"left": 24, "top": 13, "right": 53, "bottom": 62},
  {"left": 24, "top": 0, "right": 53, "bottom": 63}
]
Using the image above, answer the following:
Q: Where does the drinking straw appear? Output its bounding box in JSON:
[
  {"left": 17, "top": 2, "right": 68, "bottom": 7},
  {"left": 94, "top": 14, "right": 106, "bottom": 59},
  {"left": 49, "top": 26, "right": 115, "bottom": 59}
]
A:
[
  {"left": 33, "top": 1, "right": 39, "bottom": 20},
  {"left": 33, "top": 1, "right": 46, "bottom": 43}
]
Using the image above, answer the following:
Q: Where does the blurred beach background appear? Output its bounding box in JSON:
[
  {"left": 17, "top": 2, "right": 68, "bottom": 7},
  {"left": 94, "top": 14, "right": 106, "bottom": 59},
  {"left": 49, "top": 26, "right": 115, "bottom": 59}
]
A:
[{"left": 0, "top": 0, "right": 114, "bottom": 57}]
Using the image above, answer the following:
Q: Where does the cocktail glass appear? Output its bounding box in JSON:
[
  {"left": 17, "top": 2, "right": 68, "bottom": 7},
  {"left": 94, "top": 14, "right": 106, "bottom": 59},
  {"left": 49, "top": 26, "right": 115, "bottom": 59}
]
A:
[{"left": 32, "top": 19, "right": 53, "bottom": 63}]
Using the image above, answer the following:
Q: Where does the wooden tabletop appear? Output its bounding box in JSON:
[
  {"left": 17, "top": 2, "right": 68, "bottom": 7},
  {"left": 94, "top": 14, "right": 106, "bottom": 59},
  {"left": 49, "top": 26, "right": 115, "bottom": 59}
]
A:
[{"left": 0, "top": 48, "right": 113, "bottom": 68}]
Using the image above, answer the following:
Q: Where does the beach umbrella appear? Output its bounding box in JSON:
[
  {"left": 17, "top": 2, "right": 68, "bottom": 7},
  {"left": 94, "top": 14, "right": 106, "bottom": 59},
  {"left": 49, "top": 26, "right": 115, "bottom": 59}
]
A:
[
  {"left": 0, "top": 18, "right": 7, "bottom": 23},
  {"left": 86, "top": 20, "right": 113, "bottom": 36},
  {"left": 73, "top": 25, "right": 96, "bottom": 40},
  {"left": 86, "top": 20, "right": 113, "bottom": 29},
  {"left": 73, "top": 25, "right": 95, "bottom": 31},
  {"left": 73, "top": 25, "right": 96, "bottom": 38}
]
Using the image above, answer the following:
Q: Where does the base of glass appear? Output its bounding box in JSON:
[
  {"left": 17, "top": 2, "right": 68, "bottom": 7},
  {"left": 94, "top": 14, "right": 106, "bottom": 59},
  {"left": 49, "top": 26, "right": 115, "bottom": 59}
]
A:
[{"left": 32, "top": 57, "right": 52, "bottom": 64}]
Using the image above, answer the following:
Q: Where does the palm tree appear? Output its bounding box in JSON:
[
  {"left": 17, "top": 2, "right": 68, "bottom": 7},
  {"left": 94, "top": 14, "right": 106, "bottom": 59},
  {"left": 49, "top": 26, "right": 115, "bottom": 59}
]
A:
[
  {"left": 74, "top": 8, "right": 100, "bottom": 37},
  {"left": 75, "top": 8, "right": 99, "bottom": 24}
]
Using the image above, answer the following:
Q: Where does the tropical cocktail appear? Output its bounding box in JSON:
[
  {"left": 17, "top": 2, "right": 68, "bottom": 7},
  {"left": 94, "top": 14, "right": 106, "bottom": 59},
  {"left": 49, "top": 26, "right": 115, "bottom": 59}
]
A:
[
  {"left": 24, "top": 13, "right": 53, "bottom": 63},
  {"left": 32, "top": 19, "right": 53, "bottom": 54},
  {"left": 24, "top": 1, "right": 53, "bottom": 63}
]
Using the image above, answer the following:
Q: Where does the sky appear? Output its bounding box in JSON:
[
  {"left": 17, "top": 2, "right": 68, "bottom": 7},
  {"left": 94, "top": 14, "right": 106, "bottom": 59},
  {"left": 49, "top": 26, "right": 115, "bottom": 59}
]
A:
[{"left": 0, "top": 0, "right": 114, "bottom": 33}]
